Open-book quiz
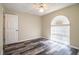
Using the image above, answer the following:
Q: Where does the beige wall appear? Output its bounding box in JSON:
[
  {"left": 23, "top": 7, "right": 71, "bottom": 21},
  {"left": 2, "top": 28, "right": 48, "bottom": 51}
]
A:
[
  {"left": 3, "top": 4, "right": 79, "bottom": 49},
  {"left": 42, "top": 4, "right": 79, "bottom": 49},
  {"left": 5, "top": 10, "right": 42, "bottom": 43},
  {"left": 0, "top": 4, "right": 3, "bottom": 54}
]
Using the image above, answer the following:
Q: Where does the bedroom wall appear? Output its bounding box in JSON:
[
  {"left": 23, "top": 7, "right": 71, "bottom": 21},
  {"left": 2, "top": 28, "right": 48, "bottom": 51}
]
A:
[
  {"left": 0, "top": 4, "right": 3, "bottom": 54},
  {"left": 3, "top": 4, "right": 79, "bottom": 49},
  {"left": 4, "top": 10, "right": 42, "bottom": 43},
  {"left": 42, "top": 4, "right": 79, "bottom": 49}
]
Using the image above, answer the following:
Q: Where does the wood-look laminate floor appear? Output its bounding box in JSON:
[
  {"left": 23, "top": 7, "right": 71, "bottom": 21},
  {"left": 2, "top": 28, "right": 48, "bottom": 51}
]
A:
[{"left": 4, "top": 38, "right": 79, "bottom": 55}]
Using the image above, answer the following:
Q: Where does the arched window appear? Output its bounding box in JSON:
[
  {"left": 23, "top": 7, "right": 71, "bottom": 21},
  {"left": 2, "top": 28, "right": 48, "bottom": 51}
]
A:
[{"left": 50, "top": 15, "right": 70, "bottom": 45}]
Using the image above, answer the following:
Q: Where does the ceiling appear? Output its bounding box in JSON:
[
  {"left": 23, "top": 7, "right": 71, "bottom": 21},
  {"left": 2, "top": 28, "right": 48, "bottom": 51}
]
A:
[{"left": 3, "top": 3, "right": 75, "bottom": 16}]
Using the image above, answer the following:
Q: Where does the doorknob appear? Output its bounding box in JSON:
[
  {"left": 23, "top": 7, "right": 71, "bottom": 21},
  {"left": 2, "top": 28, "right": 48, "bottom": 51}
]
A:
[{"left": 16, "top": 30, "right": 19, "bottom": 31}]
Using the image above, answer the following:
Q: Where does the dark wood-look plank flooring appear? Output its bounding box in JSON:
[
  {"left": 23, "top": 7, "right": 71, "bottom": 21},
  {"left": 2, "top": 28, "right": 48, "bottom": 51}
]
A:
[{"left": 4, "top": 38, "right": 79, "bottom": 55}]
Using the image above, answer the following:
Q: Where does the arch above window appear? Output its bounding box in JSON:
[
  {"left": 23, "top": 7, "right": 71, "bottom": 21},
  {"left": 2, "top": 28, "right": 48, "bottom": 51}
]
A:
[{"left": 51, "top": 15, "right": 70, "bottom": 25}]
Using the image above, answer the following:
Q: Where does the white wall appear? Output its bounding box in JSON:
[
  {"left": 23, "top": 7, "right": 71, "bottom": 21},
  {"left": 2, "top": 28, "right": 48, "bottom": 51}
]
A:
[
  {"left": 0, "top": 4, "right": 3, "bottom": 54},
  {"left": 42, "top": 4, "right": 79, "bottom": 49},
  {"left": 5, "top": 10, "right": 42, "bottom": 43}
]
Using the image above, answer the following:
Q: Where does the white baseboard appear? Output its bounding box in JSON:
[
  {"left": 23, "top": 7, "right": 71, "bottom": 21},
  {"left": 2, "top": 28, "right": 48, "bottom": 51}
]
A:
[
  {"left": 70, "top": 45, "right": 79, "bottom": 50},
  {"left": 5, "top": 36, "right": 42, "bottom": 45},
  {"left": 18, "top": 37, "right": 42, "bottom": 42},
  {"left": 41, "top": 37, "right": 49, "bottom": 39}
]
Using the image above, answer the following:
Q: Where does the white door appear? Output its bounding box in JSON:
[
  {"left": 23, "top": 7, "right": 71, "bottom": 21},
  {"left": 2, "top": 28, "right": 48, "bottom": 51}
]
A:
[{"left": 5, "top": 14, "right": 18, "bottom": 44}]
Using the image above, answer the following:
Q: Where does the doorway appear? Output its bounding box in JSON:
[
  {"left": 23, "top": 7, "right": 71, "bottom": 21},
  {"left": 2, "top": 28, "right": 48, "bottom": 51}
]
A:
[{"left": 5, "top": 14, "right": 18, "bottom": 44}]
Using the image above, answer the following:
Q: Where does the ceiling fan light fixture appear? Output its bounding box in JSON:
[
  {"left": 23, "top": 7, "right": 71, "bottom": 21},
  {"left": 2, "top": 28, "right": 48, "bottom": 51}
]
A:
[
  {"left": 39, "top": 8, "right": 44, "bottom": 12},
  {"left": 33, "top": 3, "right": 48, "bottom": 13}
]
